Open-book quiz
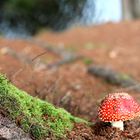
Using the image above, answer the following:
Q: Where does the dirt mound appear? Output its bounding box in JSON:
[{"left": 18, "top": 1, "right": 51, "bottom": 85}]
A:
[{"left": 68, "top": 118, "right": 140, "bottom": 140}]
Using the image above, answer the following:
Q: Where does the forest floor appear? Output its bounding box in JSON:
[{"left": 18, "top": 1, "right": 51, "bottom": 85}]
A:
[{"left": 1, "top": 20, "right": 140, "bottom": 139}]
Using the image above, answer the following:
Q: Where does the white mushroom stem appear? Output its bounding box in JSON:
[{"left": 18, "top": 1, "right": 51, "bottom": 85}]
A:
[{"left": 111, "top": 121, "right": 124, "bottom": 131}]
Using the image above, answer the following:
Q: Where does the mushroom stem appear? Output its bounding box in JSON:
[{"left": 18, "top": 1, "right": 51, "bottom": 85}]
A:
[{"left": 111, "top": 121, "right": 124, "bottom": 131}]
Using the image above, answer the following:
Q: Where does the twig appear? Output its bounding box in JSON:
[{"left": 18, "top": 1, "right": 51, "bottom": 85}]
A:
[{"left": 31, "top": 51, "right": 47, "bottom": 61}]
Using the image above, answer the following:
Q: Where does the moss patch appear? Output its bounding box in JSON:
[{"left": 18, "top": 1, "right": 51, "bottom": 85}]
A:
[
  {"left": 0, "top": 74, "right": 87, "bottom": 139},
  {"left": 83, "top": 57, "right": 93, "bottom": 65},
  {"left": 119, "top": 73, "right": 132, "bottom": 80},
  {"left": 84, "top": 42, "right": 109, "bottom": 50}
]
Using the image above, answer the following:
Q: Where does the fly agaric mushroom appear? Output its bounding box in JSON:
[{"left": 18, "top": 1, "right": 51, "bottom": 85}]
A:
[{"left": 98, "top": 92, "right": 140, "bottom": 131}]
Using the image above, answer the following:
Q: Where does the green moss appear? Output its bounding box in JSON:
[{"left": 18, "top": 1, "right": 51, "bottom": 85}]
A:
[
  {"left": 83, "top": 57, "right": 93, "bottom": 65},
  {"left": 84, "top": 42, "right": 109, "bottom": 50},
  {"left": 0, "top": 74, "right": 87, "bottom": 139},
  {"left": 119, "top": 73, "right": 132, "bottom": 80}
]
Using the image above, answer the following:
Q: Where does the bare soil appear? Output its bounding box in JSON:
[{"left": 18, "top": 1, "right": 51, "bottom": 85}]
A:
[{"left": 1, "top": 20, "right": 140, "bottom": 139}]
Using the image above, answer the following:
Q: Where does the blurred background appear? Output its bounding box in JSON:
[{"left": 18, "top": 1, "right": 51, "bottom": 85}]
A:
[{"left": 0, "top": 0, "right": 139, "bottom": 37}]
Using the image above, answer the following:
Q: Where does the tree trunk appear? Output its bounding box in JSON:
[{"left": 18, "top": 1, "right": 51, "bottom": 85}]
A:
[
  {"left": 132, "top": 0, "right": 140, "bottom": 18},
  {"left": 122, "top": 0, "right": 133, "bottom": 20}
]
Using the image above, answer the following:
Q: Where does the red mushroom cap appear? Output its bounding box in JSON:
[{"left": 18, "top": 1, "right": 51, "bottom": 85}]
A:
[{"left": 98, "top": 92, "right": 140, "bottom": 122}]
